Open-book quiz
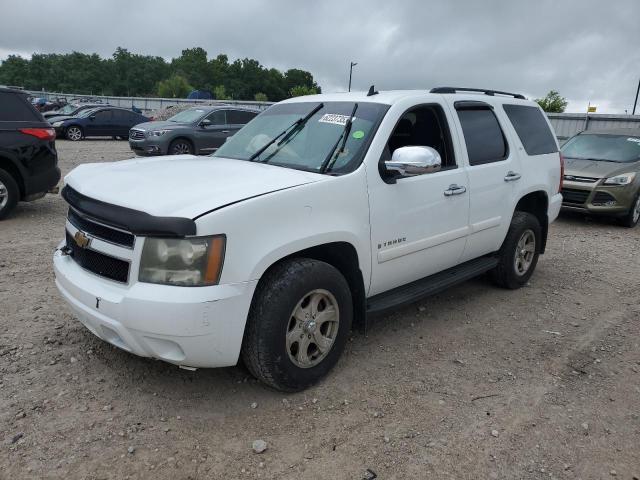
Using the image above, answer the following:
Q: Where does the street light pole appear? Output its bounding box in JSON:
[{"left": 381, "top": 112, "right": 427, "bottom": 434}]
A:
[
  {"left": 633, "top": 78, "right": 640, "bottom": 115},
  {"left": 348, "top": 62, "right": 357, "bottom": 92}
]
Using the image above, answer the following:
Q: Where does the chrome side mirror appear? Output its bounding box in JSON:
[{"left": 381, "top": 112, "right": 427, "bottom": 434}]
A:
[{"left": 385, "top": 146, "right": 442, "bottom": 176}]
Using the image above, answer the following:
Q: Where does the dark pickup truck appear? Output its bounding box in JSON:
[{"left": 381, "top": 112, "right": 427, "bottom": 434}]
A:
[{"left": 0, "top": 87, "right": 61, "bottom": 219}]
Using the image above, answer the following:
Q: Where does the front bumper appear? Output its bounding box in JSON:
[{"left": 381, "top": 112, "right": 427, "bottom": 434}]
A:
[
  {"left": 561, "top": 181, "right": 635, "bottom": 216},
  {"left": 129, "top": 139, "right": 165, "bottom": 156},
  {"left": 53, "top": 246, "right": 257, "bottom": 368}
]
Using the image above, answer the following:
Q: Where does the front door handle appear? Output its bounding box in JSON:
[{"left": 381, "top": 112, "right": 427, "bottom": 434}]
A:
[
  {"left": 504, "top": 171, "right": 521, "bottom": 182},
  {"left": 444, "top": 184, "right": 467, "bottom": 196}
]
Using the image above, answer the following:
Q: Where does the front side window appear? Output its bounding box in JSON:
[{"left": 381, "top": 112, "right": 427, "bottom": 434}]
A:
[
  {"left": 457, "top": 108, "right": 508, "bottom": 166},
  {"left": 205, "top": 110, "right": 226, "bottom": 125},
  {"left": 213, "top": 102, "right": 389, "bottom": 174},
  {"left": 562, "top": 134, "right": 640, "bottom": 163},
  {"left": 503, "top": 104, "right": 557, "bottom": 155},
  {"left": 382, "top": 104, "right": 456, "bottom": 170}
]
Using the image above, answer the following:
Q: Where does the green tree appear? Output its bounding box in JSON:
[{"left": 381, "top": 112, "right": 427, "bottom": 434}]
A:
[
  {"left": 172, "top": 47, "right": 210, "bottom": 90},
  {"left": 535, "top": 90, "right": 568, "bottom": 113},
  {"left": 157, "top": 74, "right": 192, "bottom": 98},
  {"left": 254, "top": 92, "right": 268, "bottom": 102},
  {"left": 213, "top": 85, "right": 230, "bottom": 100},
  {"left": 290, "top": 85, "right": 320, "bottom": 97}
]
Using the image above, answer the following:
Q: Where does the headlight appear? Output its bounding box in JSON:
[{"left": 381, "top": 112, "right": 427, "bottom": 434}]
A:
[
  {"left": 603, "top": 172, "right": 636, "bottom": 186},
  {"left": 52, "top": 121, "right": 63, "bottom": 127},
  {"left": 147, "top": 129, "right": 170, "bottom": 137},
  {"left": 139, "top": 235, "right": 226, "bottom": 286}
]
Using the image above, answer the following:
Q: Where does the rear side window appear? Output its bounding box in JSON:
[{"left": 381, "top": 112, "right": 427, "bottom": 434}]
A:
[
  {"left": 227, "top": 110, "right": 257, "bottom": 125},
  {"left": 503, "top": 104, "right": 557, "bottom": 155},
  {"left": 0, "top": 92, "right": 40, "bottom": 121},
  {"left": 457, "top": 108, "right": 508, "bottom": 165}
]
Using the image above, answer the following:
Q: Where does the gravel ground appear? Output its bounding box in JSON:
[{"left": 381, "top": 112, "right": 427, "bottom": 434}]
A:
[{"left": 1, "top": 139, "right": 639, "bottom": 480}]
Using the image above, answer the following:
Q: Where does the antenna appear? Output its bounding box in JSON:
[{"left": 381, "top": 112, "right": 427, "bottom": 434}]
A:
[{"left": 367, "top": 85, "right": 378, "bottom": 96}]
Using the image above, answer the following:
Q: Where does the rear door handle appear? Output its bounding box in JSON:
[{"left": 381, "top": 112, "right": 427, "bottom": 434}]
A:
[
  {"left": 444, "top": 184, "right": 467, "bottom": 196},
  {"left": 504, "top": 171, "right": 521, "bottom": 182}
]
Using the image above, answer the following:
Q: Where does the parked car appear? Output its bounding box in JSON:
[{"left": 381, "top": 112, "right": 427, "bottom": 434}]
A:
[
  {"left": 54, "top": 87, "right": 562, "bottom": 391},
  {"left": 51, "top": 107, "right": 149, "bottom": 141},
  {"left": 0, "top": 87, "right": 60, "bottom": 219},
  {"left": 560, "top": 129, "right": 640, "bottom": 227},
  {"left": 129, "top": 106, "right": 259, "bottom": 156},
  {"left": 44, "top": 103, "right": 105, "bottom": 120}
]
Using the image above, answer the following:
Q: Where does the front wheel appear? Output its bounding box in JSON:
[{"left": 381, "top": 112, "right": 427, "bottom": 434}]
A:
[
  {"left": 66, "top": 126, "right": 83, "bottom": 141},
  {"left": 620, "top": 193, "right": 640, "bottom": 228},
  {"left": 242, "top": 258, "right": 353, "bottom": 392},
  {"left": 168, "top": 139, "right": 193, "bottom": 155},
  {"left": 491, "top": 211, "right": 541, "bottom": 289}
]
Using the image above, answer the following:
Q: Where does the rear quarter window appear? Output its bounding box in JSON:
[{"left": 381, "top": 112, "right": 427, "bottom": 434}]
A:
[
  {"left": 0, "top": 92, "right": 41, "bottom": 121},
  {"left": 503, "top": 104, "right": 558, "bottom": 155},
  {"left": 228, "top": 110, "right": 258, "bottom": 124}
]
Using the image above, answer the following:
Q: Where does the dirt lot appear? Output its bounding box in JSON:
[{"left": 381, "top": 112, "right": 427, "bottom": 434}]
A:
[{"left": 1, "top": 139, "right": 639, "bottom": 480}]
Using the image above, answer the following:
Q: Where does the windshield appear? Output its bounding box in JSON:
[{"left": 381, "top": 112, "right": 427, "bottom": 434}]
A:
[
  {"left": 77, "top": 108, "right": 100, "bottom": 118},
  {"left": 57, "top": 104, "right": 77, "bottom": 114},
  {"left": 167, "top": 109, "right": 207, "bottom": 123},
  {"left": 213, "top": 102, "right": 389, "bottom": 174},
  {"left": 562, "top": 134, "right": 640, "bottom": 163}
]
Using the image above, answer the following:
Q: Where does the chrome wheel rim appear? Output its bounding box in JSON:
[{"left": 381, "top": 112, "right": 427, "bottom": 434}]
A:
[
  {"left": 633, "top": 196, "right": 640, "bottom": 224},
  {"left": 173, "top": 143, "right": 191, "bottom": 154},
  {"left": 514, "top": 229, "right": 536, "bottom": 276},
  {"left": 67, "top": 127, "right": 81, "bottom": 141},
  {"left": 286, "top": 289, "right": 340, "bottom": 369},
  {"left": 0, "top": 180, "right": 8, "bottom": 209}
]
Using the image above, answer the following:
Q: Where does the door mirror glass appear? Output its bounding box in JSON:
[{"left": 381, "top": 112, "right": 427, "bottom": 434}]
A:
[
  {"left": 385, "top": 146, "right": 442, "bottom": 176},
  {"left": 200, "top": 118, "right": 212, "bottom": 127}
]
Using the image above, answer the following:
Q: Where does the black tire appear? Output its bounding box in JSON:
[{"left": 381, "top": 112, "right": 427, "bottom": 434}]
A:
[
  {"left": 168, "top": 138, "right": 194, "bottom": 155},
  {"left": 619, "top": 193, "right": 640, "bottom": 228},
  {"left": 0, "top": 168, "right": 20, "bottom": 220},
  {"left": 241, "top": 258, "right": 353, "bottom": 392},
  {"left": 491, "top": 211, "right": 541, "bottom": 289},
  {"left": 66, "top": 125, "right": 83, "bottom": 141}
]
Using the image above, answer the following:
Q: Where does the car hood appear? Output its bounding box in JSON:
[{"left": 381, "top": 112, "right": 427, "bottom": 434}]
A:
[
  {"left": 64, "top": 155, "right": 325, "bottom": 219},
  {"left": 563, "top": 157, "right": 640, "bottom": 179},
  {"left": 131, "top": 120, "right": 189, "bottom": 131}
]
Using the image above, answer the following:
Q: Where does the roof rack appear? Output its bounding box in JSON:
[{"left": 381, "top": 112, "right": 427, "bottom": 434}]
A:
[{"left": 430, "top": 87, "right": 526, "bottom": 100}]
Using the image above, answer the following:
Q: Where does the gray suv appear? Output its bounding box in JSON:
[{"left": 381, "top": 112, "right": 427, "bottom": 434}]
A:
[{"left": 129, "top": 106, "right": 259, "bottom": 156}]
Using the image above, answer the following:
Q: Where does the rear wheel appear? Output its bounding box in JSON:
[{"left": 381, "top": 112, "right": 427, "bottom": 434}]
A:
[
  {"left": 168, "top": 139, "right": 194, "bottom": 155},
  {"left": 620, "top": 193, "right": 640, "bottom": 228},
  {"left": 491, "top": 211, "right": 541, "bottom": 289},
  {"left": 242, "top": 258, "right": 353, "bottom": 392},
  {"left": 0, "top": 169, "right": 19, "bottom": 220},
  {"left": 66, "top": 126, "right": 83, "bottom": 141}
]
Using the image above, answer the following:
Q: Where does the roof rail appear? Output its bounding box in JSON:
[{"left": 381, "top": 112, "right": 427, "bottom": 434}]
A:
[{"left": 430, "top": 87, "right": 526, "bottom": 100}]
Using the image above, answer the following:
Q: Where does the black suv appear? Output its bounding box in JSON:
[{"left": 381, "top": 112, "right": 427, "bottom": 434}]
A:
[{"left": 0, "top": 87, "right": 61, "bottom": 219}]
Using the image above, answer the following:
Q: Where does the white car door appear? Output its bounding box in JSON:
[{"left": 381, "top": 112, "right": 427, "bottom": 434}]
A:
[
  {"left": 447, "top": 100, "right": 523, "bottom": 262},
  {"left": 366, "top": 102, "right": 470, "bottom": 297}
]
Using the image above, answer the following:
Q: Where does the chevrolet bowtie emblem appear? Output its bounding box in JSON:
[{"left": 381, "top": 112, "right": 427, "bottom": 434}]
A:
[{"left": 74, "top": 231, "right": 91, "bottom": 248}]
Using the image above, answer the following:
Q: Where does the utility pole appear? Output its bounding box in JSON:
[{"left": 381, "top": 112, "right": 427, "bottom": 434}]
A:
[
  {"left": 348, "top": 62, "right": 357, "bottom": 92},
  {"left": 633, "top": 78, "right": 640, "bottom": 115}
]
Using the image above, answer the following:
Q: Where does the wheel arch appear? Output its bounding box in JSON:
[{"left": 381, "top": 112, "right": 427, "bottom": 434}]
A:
[
  {"left": 252, "top": 241, "right": 367, "bottom": 331},
  {"left": 0, "top": 154, "right": 26, "bottom": 198},
  {"left": 169, "top": 136, "right": 195, "bottom": 153},
  {"left": 513, "top": 190, "right": 549, "bottom": 253}
]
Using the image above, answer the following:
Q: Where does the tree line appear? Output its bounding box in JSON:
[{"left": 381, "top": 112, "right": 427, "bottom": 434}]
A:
[{"left": 0, "top": 47, "right": 321, "bottom": 101}]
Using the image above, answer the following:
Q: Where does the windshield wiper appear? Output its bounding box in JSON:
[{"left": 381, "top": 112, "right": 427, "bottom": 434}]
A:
[
  {"left": 249, "top": 103, "right": 324, "bottom": 162},
  {"left": 319, "top": 103, "right": 358, "bottom": 173}
]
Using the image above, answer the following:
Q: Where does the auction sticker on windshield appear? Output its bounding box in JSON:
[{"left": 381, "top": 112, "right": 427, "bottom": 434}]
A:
[{"left": 319, "top": 114, "right": 353, "bottom": 126}]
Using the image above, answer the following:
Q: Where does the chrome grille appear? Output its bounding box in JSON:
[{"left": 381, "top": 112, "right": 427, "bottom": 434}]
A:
[
  {"left": 129, "top": 129, "right": 145, "bottom": 140},
  {"left": 563, "top": 175, "right": 598, "bottom": 183},
  {"left": 65, "top": 231, "right": 130, "bottom": 283},
  {"left": 67, "top": 208, "right": 135, "bottom": 248}
]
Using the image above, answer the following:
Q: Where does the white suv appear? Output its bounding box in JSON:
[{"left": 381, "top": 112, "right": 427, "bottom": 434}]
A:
[{"left": 54, "top": 87, "right": 563, "bottom": 391}]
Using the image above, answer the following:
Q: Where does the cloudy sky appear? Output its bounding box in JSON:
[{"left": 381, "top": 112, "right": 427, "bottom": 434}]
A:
[{"left": 1, "top": 0, "right": 639, "bottom": 113}]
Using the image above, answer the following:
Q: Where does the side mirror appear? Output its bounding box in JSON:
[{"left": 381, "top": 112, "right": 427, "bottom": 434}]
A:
[
  {"left": 385, "top": 146, "right": 441, "bottom": 177},
  {"left": 89, "top": 115, "right": 96, "bottom": 120},
  {"left": 200, "top": 119, "right": 212, "bottom": 127}
]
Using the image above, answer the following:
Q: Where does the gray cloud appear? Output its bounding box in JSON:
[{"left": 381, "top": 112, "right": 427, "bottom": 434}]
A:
[{"left": 1, "top": 0, "right": 638, "bottom": 112}]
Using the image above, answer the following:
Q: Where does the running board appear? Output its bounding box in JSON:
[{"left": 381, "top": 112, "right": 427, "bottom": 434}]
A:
[{"left": 366, "top": 256, "right": 498, "bottom": 315}]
